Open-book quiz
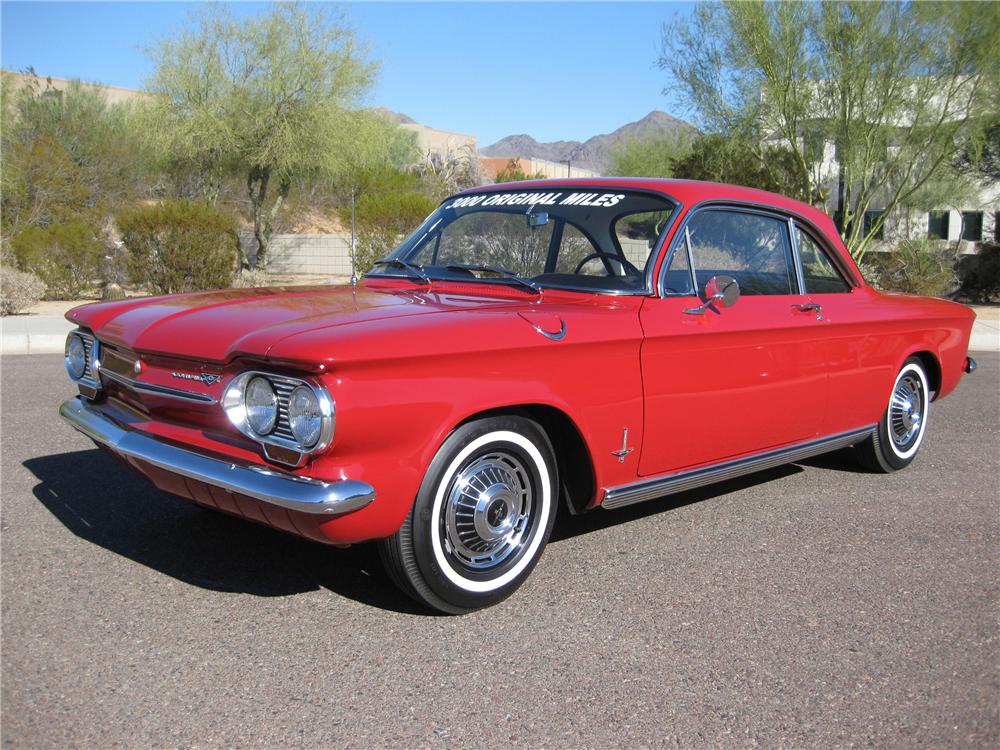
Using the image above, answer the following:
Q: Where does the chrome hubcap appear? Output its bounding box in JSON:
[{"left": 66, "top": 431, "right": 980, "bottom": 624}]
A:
[
  {"left": 890, "top": 373, "right": 923, "bottom": 448},
  {"left": 444, "top": 451, "right": 533, "bottom": 570}
]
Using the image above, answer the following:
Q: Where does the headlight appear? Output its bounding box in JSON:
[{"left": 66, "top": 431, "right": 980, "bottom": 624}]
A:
[
  {"left": 288, "top": 385, "right": 322, "bottom": 447},
  {"left": 65, "top": 334, "right": 87, "bottom": 379},
  {"left": 222, "top": 371, "right": 334, "bottom": 463},
  {"left": 244, "top": 377, "right": 277, "bottom": 435}
]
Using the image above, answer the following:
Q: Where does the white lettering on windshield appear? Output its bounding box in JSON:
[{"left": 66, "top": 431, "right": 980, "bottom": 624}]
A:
[
  {"left": 446, "top": 191, "right": 626, "bottom": 210},
  {"left": 559, "top": 192, "right": 625, "bottom": 207}
]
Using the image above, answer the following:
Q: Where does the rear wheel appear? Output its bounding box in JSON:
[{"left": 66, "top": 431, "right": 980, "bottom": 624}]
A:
[
  {"left": 856, "top": 357, "right": 930, "bottom": 472},
  {"left": 380, "top": 415, "right": 557, "bottom": 614}
]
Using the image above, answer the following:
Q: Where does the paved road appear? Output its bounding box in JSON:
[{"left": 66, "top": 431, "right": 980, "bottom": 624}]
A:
[{"left": 2, "top": 354, "right": 997, "bottom": 748}]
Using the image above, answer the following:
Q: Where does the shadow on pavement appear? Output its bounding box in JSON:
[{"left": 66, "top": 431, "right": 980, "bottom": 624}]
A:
[
  {"left": 26, "top": 444, "right": 868, "bottom": 611},
  {"left": 23, "top": 448, "right": 428, "bottom": 615},
  {"left": 551, "top": 447, "right": 866, "bottom": 542}
]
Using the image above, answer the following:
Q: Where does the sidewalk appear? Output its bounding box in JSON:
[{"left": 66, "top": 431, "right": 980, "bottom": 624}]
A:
[{"left": 2, "top": 301, "right": 998, "bottom": 355}]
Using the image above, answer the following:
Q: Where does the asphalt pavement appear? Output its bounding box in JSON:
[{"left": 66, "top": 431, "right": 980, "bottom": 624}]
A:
[{"left": 2, "top": 354, "right": 997, "bottom": 748}]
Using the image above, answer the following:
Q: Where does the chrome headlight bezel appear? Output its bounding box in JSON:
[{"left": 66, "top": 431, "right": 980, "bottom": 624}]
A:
[
  {"left": 64, "top": 329, "right": 100, "bottom": 390},
  {"left": 65, "top": 333, "right": 87, "bottom": 379},
  {"left": 222, "top": 371, "right": 335, "bottom": 461}
]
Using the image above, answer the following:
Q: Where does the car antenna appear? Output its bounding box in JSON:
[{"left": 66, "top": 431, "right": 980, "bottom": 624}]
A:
[{"left": 350, "top": 187, "right": 358, "bottom": 288}]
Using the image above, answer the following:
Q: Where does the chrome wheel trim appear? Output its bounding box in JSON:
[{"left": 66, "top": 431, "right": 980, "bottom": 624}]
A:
[
  {"left": 429, "top": 431, "right": 552, "bottom": 593},
  {"left": 443, "top": 452, "right": 533, "bottom": 570},
  {"left": 887, "top": 363, "right": 929, "bottom": 460}
]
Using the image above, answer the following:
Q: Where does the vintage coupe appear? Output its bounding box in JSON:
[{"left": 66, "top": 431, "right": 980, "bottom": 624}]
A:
[{"left": 61, "top": 178, "right": 976, "bottom": 613}]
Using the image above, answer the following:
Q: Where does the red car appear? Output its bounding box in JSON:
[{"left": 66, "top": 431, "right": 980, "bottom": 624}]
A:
[{"left": 61, "top": 178, "right": 977, "bottom": 613}]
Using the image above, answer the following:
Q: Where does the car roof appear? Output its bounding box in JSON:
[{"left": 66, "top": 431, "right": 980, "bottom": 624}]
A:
[{"left": 458, "top": 177, "right": 832, "bottom": 229}]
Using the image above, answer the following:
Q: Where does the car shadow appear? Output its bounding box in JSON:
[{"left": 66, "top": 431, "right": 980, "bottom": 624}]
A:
[
  {"left": 23, "top": 448, "right": 427, "bottom": 615},
  {"left": 26, "top": 446, "right": 866, "bottom": 612},
  {"left": 795, "top": 446, "right": 873, "bottom": 473},
  {"left": 550, "top": 447, "right": 868, "bottom": 542},
  {"left": 550, "top": 463, "right": 803, "bottom": 542}
]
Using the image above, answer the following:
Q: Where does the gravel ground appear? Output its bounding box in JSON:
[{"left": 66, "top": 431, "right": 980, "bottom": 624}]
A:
[{"left": 2, "top": 353, "right": 997, "bottom": 748}]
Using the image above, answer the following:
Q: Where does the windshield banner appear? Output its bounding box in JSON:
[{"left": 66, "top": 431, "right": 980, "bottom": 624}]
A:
[{"left": 447, "top": 191, "right": 626, "bottom": 210}]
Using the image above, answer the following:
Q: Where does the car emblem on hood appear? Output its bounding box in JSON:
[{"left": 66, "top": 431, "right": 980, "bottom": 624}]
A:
[{"left": 171, "top": 371, "right": 221, "bottom": 386}]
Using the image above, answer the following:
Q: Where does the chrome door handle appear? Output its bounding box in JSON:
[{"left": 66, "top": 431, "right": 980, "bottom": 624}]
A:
[{"left": 792, "top": 303, "right": 823, "bottom": 321}]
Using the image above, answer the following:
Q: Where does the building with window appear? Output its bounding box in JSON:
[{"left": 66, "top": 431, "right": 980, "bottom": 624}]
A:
[{"left": 759, "top": 80, "right": 998, "bottom": 252}]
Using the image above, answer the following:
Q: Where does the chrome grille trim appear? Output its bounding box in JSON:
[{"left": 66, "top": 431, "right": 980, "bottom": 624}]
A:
[
  {"left": 67, "top": 329, "right": 101, "bottom": 390},
  {"left": 100, "top": 368, "right": 218, "bottom": 404}
]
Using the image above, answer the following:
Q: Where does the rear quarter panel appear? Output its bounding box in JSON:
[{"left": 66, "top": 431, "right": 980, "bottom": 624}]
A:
[{"left": 816, "top": 287, "right": 975, "bottom": 434}]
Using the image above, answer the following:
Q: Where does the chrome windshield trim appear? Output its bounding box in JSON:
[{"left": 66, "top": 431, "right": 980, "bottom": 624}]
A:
[
  {"left": 59, "top": 397, "right": 374, "bottom": 516},
  {"left": 602, "top": 426, "right": 876, "bottom": 510},
  {"left": 100, "top": 368, "right": 217, "bottom": 404}
]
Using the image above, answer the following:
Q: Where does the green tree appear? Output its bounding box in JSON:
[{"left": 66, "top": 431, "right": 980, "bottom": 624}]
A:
[
  {"left": 607, "top": 132, "right": 695, "bottom": 178},
  {"left": 661, "top": 0, "right": 1000, "bottom": 260},
  {"left": 494, "top": 158, "right": 545, "bottom": 184},
  {"left": 147, "top": 3, "right": 378, "bottom": 268},
  {"left": 670, "top": 134, "right": 807, "bottom": 196},
  {"left": 1, "top": 72, "right": 148, "bottom": 236}
]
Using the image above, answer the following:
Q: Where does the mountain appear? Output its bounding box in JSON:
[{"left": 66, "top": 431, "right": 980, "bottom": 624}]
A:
[
  {"left": 374, "top": 107, "right": 417, "bottom": 125},
  {"left": 481, "top": 111, "right": 696, "bottom": 172}
]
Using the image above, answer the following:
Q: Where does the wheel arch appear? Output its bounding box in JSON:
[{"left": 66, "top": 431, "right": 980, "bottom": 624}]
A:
[
  {"left": 455, "top": 404, "right": 597, "bottom": 516},
  {"left": 904, "top": 349, "right": 942, "bottom": 400}
]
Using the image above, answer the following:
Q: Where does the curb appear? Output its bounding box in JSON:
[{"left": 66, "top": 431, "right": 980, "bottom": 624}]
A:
[{"left": 1, "top": 317, "right": 74, "bottom": 356}]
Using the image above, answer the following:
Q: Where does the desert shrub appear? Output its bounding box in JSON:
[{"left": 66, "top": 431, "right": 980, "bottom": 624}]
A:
[
  {"left": 955, "top": 243, "right": 1000, "bottom": 303},
  {"left": 9, "top": 221, "right": 105, "bottom": 298},
  {"left": 0, "top": 266, "right": 47, "bottom": 314},
  {"left": 862, "top": 239, "right": 958, "bottom": 298},
  {"left": 117, "top": 200, "right": 237, "bottom": 294},
  {"left": 231, "top": 268, "right": 270, "bottom": 288},
  {"left": 341, "top": 180, "right": 437, "bottom": 275}
]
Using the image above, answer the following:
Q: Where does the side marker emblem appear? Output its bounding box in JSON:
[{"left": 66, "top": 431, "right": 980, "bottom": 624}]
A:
[{"left": 612, "top": 427, "right": 634, "bottom": 463}]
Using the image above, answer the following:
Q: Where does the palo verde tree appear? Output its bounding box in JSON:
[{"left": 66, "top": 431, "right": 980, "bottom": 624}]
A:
[
  {"left": 661, "top": 0, "right": 1000, "bottom": 260},
  {"left": 147, "top": 2, "right": 377, "bottom": 268},
  {"left": 1, "top": 71, "right": 148, "bottom": 237},
  {"left": 607, "top": 131, "right": 695, "bottom": 179}
]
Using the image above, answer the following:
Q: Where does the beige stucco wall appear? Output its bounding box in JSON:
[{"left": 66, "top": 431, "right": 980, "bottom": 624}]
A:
[{"left": 3, "top": 71, "right": 151, "bottom": 104}]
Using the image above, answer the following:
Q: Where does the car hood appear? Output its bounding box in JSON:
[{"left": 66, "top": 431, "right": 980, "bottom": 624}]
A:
[{"left": 67, "top": 283, "right": 541, "bottom": 363}]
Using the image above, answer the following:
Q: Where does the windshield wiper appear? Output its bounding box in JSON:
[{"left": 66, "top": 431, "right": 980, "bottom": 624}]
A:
[
  {"left": 444, "top": 264, "right": 541, "bottom": 295},
  {"left": 371, "top": 258, "right": 431, "bottom": 285}
]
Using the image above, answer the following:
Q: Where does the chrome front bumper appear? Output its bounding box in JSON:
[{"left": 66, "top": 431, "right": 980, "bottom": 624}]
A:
[{"left": 59, "top": 397, "right": 375, "bottom": 515}]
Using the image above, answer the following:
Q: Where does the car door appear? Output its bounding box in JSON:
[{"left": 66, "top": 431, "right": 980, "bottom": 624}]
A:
[
  {"left": 638, "top": 206, "right": 829, "bottom": 476},
  {"left": 791, "top": 223, "right": 887, "bottom": 433}
]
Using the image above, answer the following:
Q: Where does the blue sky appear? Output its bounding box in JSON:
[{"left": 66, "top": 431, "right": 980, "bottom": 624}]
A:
[{"left": 1, "top": 1, "right": 696, "bottom": 145}]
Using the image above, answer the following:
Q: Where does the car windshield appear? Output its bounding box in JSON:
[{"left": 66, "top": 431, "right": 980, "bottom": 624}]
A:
[{"left": 366, "top": 188, "right": 675, "bottom": 293}]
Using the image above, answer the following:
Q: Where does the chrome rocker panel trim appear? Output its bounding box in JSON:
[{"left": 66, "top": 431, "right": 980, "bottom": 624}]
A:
[
  {"left": 59, "top": 397, "right": 375, "bottom": 516},
  {"left": 602, "top": 425, "right": 876, "bottom": 510}
]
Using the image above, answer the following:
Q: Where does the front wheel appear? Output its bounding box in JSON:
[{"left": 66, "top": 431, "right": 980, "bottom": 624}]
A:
[
  {"left": 380, "top": 415, "right": 558, "bottom": 614},
  {"left": 856, "top": 357, "right": 931, "bottom": 472}
]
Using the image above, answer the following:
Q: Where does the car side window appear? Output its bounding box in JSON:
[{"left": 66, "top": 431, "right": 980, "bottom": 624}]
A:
[
  {"left": 672, "top": 209, "right": 797, "bottom": 296},
  {"left": 795, "top": 226, "right": 851, "bottom": 294}
]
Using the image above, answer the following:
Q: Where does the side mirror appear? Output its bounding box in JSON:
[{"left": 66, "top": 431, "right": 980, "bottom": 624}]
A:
[
  {"left": 683, "top": 275, "right": 740, "bottom": 315},
  {"left": 705, "top": 275, "right": 740, "bottom": 307},
  {"left": 527, "top": 211, "right": 548, "bottom": 228}
]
